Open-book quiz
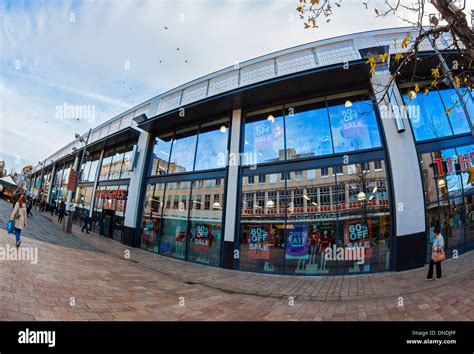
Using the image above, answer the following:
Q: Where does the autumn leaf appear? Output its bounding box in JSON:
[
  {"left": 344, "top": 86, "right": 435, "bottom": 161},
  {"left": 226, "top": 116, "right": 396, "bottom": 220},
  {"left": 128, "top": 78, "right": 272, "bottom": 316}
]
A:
[
  {"left": 394, "top": 53, "right": 404, "bottom": 62},
  {"left": 378, "top": 53, "right": 389, "bottom": 63},
  {"left": 431, "top": 79, "right": 438, "bottom": 88},
  {"left": 310, "top": 0, "right": 319, "bottom": 4},
  {"left": 431, "top": 67, "right": 440, "bottom": 78},
  {"left": 454, "top": 76, "right": 461, "bottom": 88},
  {"left": 445, "top": 108, "right": 452, "bottom": 116},
  {"left": 467, "top": 167, "right": 474, "bottom": 184},
  {"left": 415, "top": 84, "right": 420, "bottom": 93},
  {"left": 401, "top": 35, "right": 410, "bottom": 49},
  {"left": 424, "top": 89, "right": 430, "bottom": 95},
  {"left": 366, "top": 57, "right": 377, "bottom": 76}
]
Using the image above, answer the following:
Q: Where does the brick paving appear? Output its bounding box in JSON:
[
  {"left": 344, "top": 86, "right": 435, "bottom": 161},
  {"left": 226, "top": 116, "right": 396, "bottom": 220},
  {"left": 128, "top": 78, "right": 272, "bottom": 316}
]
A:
[{"left": 0, "top": 199, "right": 473, "bottom": 321}]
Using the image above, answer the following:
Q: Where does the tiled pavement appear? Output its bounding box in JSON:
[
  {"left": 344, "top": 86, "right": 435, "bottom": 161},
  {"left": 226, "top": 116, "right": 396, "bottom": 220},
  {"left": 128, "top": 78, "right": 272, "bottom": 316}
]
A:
[{"left": 0, "top": 199, "right": 473, "bottom": 321}]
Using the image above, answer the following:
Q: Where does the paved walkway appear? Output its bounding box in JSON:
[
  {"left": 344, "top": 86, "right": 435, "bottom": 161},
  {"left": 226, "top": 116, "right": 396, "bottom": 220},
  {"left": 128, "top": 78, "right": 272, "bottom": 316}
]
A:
[{"left": 0, "top": 199, "right": 473, "bottom": 320}]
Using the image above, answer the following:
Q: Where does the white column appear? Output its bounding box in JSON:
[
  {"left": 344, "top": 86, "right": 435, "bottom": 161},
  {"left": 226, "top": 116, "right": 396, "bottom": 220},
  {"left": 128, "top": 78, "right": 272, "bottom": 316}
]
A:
[
  {"left": 371, "top": 74, "right": 425, "bottom": 236},
  {"left": 224, "top": 109, "right": 242, "bottom": 242},
  {"left": 124, "top": 129, "right": 151, "bottom": 228}
]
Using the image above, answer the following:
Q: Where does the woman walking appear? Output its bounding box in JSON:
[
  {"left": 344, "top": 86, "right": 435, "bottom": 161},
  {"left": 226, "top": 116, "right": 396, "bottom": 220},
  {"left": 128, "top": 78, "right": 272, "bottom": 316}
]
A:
[
  {"left": 427, "top": 227, "right": 445, "bottom": 281},
  {"left": 10, "top": 195, "right": 27, "bottom": 248},
  {"left": 57, "top": 201, "right": 66, "bottom": 224}
]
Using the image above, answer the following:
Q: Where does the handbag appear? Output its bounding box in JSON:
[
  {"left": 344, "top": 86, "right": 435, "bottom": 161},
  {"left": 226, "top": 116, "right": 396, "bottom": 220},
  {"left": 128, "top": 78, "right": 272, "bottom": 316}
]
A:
[
  {"left": 6, "top": 220, "right": 15, "bottom": 234},
  {"left": 433, "top": 249, "right": 446, "bottom": 262}
]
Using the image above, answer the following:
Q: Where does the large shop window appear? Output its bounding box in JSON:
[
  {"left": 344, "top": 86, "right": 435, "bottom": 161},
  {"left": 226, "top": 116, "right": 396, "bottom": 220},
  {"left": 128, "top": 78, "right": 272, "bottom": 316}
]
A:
[
  {"left": 242, "top": 95, "right": 382, "bottom": 166},
  {"left": 150, "top": 120, "right": 229, "bottom": 176},
  {"left": 98, "top": 144, "right": 135, "bottom": 181},
  {"left": 239, "top": 161, "right": 391, "bottom": 275},
  {"left": 419, "top": 143, "right": 474, "bottom": 261},
  {"left": 141, "top": 179, "right": 225, "bottom": 266},
  {"left": 403, "top": 87, "right": 473, "bottom": 141}
]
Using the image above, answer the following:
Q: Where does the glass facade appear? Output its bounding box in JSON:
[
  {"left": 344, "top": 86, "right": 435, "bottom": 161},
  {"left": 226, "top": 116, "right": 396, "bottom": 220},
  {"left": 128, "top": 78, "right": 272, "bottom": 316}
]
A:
[
  {"left": 50, "top": 164, "right": 72, "bottom": 203},
  {"left": 98, "top": 143, "right": 135, "bottom": 181},
  {"left": 243, "top": 95, "right": 382, "bottom": 165},
  {"left": 403, "top": 88, "right": 474, "bottom": 141},
  {"left": 419, "top": 143, "right": 474, "bottom": 261},
  {"left": 239, "top": 161, "right": 391, "bottom": 275},
  {"left": 150, "top": 120, "right": 229, "bottom": 175},
  {"left": 141, "top": 178, "right": 225, "bottom": 266}
]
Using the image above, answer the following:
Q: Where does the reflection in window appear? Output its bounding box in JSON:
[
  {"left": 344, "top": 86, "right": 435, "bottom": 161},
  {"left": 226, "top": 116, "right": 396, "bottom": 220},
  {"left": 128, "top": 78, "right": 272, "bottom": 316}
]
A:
[
  {"left": 152, "top": 136, "right": 172, "bottom": 175},
  {"left": 285, "top": 103, "right": 333, "bottom": 159},
  {"left": 141, "top": 183, "right": 165, "bottom": 253},
  {"left": 244, "top": 111, "right": 285, "bottom": 164},
  {"left": 160, "top": 181, "right": 190, "bottom": 259},
  {"left": 328, "top": 100, "right": 382, "bottom": 153},
  {"left": 404, "top": 89, "right": 454, "bottom": 141},
  {"left": 194, "top": 124, "right": 228, "bottom": 171},
  {"left": 239, "top": 162, "right": 391, "bottom": 275},
  {"left": 187, "top": 179, "right": 225, "bottom": 266},
  {"left": 438, "top": 89, "right": 472, "bottom": 135},
  {"left": 169, "top": 130, "right": 197, "bottom": 173}
]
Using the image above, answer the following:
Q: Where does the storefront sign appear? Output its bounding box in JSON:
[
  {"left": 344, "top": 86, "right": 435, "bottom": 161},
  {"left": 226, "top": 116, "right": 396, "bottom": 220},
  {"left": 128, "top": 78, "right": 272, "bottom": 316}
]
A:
[
  {"left": 291, "top": 212, "right": 341, "bottom": 222},
  {"left": 344, "top": 220, "right": 372, "bottom": 258},
  {"left": 285, "top": 224, "right": 309, "bottom": 260},
  {"left": 432, "top": 153, "right": 474, "bottom": 177},
  {"left": 193, "top": 224, "right": 213, "bottom": 252},
  {"left": 248, "top": 225, "right": 271, "bottom": 260},
  {"left": 67, "top": 170, "right": 77, "bottom": 192},
  {"left": 95, "top": 188, "right": 128, "bottom": 200}
]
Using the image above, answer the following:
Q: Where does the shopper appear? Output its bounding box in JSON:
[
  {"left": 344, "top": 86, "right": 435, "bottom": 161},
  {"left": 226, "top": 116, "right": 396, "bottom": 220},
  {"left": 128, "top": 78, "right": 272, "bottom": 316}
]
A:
[
  {"left": 426, "top": 227, "right": 445, "bottom": 281},
  {"left": 50, "top": 202, "right": 56, "bottom": 216},
  {"left": 26, "top": 196, "right": 33, "bottom": 217},
  {"left": 11, "top": 189, "right": 20, "bottom": 209},
  {"left": 57, "top": 201, "right": 66, "bottom": 223},
  {"left": 10, "top": 195, "right": 27, "bottom": 248},
  {"left": 81, "top": 214, "right": 91, "bottom": 234}
]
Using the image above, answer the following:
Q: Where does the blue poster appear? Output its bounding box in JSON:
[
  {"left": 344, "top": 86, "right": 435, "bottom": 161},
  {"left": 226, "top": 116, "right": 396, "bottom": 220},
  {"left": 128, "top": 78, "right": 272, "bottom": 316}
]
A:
[{"left": 285, "top": 224, "right": 309, "bottom": 260}]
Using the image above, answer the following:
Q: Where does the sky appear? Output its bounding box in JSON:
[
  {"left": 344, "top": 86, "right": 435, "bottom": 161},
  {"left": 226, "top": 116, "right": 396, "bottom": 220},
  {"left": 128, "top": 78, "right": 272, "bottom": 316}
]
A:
[{"left": 1, "top": 0, "right": 472, "bottom": 174}]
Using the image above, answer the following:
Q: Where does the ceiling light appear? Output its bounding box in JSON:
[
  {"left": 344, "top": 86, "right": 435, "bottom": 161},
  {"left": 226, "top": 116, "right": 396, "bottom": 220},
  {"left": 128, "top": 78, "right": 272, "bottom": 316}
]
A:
[
  {"left": 357, "top": 191, "right": 366, "bottom": 201},
  {"left": 267, "top": 114, "right": 275, "bottom": 123},
  {"left": 345, "top": 100, "right": 352, "bottom": 107},
  {"left": 220, "top": 125, "right": 227, "bottom": 133}
]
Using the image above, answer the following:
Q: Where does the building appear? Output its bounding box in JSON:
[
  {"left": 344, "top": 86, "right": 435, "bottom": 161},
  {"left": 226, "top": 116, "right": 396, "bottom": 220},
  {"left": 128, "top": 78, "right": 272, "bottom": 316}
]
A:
[{"left": 30, "top": 27, "right": 474, "bottom": 276}]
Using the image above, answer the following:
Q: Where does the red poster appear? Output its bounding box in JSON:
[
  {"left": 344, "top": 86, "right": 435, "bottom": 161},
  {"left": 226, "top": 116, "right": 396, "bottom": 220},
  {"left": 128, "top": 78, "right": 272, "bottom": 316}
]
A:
[
  {"left": 248, "top": 225, "right": 271, "bottom": 260},
  {"left": 193, "top": 224, "right": 213, "bottom": 253},
  {"left": 344, "top": 219, "right": 372, "bottom": 258}
]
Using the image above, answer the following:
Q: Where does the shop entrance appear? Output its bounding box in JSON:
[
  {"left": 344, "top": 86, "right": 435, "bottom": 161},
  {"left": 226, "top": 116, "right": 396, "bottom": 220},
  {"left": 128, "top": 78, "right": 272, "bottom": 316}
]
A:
[{"left": 103, "top": 209, "right": 115, "bottom": 238}]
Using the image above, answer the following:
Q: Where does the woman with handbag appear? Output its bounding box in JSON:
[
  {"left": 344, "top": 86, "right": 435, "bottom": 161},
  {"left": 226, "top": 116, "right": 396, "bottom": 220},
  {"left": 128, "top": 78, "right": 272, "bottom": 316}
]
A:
[
  {"left": 10, "top": 195, "right": 27, "bottom": 248},
  {"left": 426, "top": 227, "right": 445, "bottom": 281}
]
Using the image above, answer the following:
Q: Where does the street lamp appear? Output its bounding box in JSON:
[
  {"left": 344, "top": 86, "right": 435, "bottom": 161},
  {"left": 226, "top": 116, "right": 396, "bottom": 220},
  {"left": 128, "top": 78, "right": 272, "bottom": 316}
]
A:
[{"left": 66, "top": 129, "right": 92, "bottom": 234}]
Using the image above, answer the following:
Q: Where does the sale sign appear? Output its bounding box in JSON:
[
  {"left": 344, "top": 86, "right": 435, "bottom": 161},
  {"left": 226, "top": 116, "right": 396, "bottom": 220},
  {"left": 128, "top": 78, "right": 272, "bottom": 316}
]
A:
[
  {"left": 344, "top": 220, "right": 372, "bottom": 258},
  {"left": 248, "top": 225, "right": 271, "bottom": 260},
  {"left": 338, "top": 106, "right": 368, "bottom": 138},
  {"left": 285, "top": 224, "right": 309, "bottom": 259},
  {"left": 193, "top": 224, "right": 212, "bottom": 252}
]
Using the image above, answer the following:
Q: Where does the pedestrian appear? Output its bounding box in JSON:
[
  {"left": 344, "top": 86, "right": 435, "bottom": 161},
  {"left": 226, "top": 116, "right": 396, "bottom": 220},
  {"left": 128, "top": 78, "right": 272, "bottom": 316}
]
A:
[
  {"left": 426, "top": 227, "right": 445, "bottom": 281},
  {"left": 26, "top": 196, "right": 33, "bottom": 217},
  {"left": 81, "top": 213, "right": 91, "bottom": 234},
  {"left": 11, "top": 189, "right": 20, "bottom": 209},
  {"left": 57, "top": 201, "right": 66, "bottom": 223},
  {"left": 10, "top": 194, "right": 27, "bottom": 248}
]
